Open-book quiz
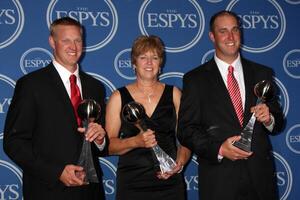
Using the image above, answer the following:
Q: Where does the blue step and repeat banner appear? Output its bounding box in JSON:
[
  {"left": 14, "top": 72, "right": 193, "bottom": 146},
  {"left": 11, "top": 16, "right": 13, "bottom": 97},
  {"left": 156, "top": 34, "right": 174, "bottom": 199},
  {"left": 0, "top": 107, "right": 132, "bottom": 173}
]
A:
[{"left": 0, "top": 0, "right": 299, "bottom": 199}]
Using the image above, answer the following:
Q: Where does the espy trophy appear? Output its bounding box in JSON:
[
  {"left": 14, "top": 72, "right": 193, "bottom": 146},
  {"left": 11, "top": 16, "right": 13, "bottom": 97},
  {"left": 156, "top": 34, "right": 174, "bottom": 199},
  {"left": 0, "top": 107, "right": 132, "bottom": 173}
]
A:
[
  {"left": 233, "top": 80, "right": 275, "bottom": 152},
  {"left": 77, "top": 99, "right": 101, "bottom": 183},
  {"left": 122, "top": 101, "right": 177, "bottom": 173}
]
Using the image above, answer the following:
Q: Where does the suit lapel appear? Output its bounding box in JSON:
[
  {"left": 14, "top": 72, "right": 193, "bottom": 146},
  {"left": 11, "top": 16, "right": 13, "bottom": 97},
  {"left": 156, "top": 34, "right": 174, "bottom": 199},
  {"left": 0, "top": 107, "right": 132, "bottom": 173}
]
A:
[
  {"left": 79, "top": 71, "right": 89, "bottom": 100},
  {"left": 206, "top": 60, "right": 239, "bottom": 124},
  {"left": 47, "top": 64, "right": 78, "bottom": 126},
  {"left": 242, "top": 59, "right": 256, "bottom": 127}
]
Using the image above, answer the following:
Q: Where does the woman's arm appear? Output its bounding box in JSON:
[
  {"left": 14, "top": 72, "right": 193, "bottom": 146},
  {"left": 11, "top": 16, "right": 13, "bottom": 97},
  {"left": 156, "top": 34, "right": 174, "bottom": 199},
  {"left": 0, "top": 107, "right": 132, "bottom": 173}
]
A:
[{"left": 105, "top": 90, "right": 156, "bottom": 155}]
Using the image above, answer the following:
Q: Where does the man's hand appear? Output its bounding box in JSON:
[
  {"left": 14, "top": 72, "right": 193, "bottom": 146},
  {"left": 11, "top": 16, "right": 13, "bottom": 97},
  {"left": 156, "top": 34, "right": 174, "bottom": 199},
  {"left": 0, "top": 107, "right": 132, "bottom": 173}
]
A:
[
  {"left": 78, "top": 122, "right": 106, "bottom": 145},
  {"left": 251, "top": 103, "right": 272, "bottom": 126},
  {"left": 59, "top": 164, "right": 86, "bottom": 186},
  {"left": 219, "top": 136, "right": 253, "bottom": 161}
]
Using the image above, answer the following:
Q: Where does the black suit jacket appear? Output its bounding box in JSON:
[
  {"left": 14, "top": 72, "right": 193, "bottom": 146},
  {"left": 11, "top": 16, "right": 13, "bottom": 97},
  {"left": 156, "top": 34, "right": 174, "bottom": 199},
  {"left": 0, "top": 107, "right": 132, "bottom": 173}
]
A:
[
  {"left": 4, "top": 63, "right": 107, "bottom": 200},
  {"left": 177, "top": 58, "right": 284, "bottom": 200}
]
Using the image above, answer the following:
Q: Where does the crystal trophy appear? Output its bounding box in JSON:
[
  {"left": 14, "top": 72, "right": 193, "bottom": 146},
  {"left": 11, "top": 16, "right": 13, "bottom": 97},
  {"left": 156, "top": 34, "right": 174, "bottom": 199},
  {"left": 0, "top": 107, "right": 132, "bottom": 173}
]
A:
[
  {"left": 233, "top": 80, "right": 275, "bottom": 152},
  {"left": 76, "top": 99, "right": 101, "bottom": 183},
  {"left": 122, "top": 101, "right": 177, "bottom": 173}
]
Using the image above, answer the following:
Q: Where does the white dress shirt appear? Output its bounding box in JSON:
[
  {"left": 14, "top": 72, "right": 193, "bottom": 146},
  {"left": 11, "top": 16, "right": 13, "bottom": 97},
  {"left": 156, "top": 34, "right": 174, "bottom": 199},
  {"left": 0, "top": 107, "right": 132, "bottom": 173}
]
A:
[{"left": 215, "top": 54, "right": 245, "bottom": 110}]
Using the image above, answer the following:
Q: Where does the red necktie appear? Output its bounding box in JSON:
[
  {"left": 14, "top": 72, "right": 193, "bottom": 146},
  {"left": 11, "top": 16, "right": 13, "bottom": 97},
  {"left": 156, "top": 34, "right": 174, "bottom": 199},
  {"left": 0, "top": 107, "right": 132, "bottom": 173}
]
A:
[
  {"left": 69, "top": 74, "right": 82, "bottom": 126},
  {"left": 227, "top": 65, "right": 243, "bottom": 126}
]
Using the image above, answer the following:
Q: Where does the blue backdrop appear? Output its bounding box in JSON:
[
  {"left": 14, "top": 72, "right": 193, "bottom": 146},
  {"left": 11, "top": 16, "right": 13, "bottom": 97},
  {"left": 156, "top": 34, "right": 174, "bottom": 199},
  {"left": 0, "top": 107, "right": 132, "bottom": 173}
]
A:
[{"left": 0, "top": 0, "right": 299, "bottom": 199}]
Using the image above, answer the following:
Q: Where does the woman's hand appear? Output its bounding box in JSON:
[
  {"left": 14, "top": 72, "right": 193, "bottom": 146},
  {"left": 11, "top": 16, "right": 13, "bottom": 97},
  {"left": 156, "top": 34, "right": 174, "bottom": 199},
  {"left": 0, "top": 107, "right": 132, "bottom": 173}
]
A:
[
  {"left": 156, "top": 161, "right": 184, "bottom": 180},
  {"left": 135, "top": 129, "right": 157, "bottom": 148}
]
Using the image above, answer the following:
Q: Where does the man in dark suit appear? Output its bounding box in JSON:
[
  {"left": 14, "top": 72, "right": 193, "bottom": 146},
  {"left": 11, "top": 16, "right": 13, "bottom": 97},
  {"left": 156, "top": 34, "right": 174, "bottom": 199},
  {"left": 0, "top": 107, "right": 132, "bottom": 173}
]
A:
[
  {"left": 177, "top": 10, "right": 284, "bottom": 200},
  {"left": 3, "top": 17, "right": 107, "bottom": 200}
]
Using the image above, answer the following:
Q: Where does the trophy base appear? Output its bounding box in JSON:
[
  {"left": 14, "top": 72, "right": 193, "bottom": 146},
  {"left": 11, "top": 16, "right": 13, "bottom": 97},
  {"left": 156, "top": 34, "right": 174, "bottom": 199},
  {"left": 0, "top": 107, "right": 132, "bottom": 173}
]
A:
[
  {"left": 77, "top": 140, "right": 99, "bottom": 183},
  {"left": 232, "top": 139, "right": 251, "bottom": 153}
]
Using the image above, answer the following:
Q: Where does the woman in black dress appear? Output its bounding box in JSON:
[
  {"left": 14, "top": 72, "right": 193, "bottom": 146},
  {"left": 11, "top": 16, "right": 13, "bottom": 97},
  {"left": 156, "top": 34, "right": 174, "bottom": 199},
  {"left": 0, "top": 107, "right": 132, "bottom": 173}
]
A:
[{"left": 105, "top": 35, "right": 191, "bottom": 200}]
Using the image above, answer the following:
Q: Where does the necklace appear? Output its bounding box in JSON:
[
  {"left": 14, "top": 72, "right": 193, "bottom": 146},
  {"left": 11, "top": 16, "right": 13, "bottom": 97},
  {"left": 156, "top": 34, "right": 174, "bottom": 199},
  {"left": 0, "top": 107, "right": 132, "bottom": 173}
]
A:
[
  {"left": 145, "top": 91, "right": 154, "bottom": 103},
  {"left": 136, "top": 83, "right": 157, "bottom": 104}
]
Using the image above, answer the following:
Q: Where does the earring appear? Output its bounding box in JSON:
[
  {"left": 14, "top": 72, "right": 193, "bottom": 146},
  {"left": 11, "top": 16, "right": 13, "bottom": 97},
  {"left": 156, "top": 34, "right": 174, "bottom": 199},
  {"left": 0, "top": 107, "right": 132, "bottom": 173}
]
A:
[{"left": 132, "top": 65, "right": 136, "bottom": 74}]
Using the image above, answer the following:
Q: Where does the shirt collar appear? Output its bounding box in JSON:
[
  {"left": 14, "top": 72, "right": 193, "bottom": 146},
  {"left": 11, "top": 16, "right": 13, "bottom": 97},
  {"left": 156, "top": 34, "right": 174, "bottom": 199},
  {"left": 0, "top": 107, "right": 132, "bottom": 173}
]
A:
[
  {"left": 52, "top": 59, "right": 80, "bottom": 84},
  {"left": 214, "top": 53, "right": 242, "bottom": 74}
]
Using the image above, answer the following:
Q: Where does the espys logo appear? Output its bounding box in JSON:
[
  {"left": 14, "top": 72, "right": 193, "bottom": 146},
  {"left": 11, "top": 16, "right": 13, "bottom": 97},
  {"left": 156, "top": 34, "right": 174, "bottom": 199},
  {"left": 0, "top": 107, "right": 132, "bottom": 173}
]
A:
[
  {"left": 99, "top": 158, "right": 116, "bottom": 199},
  {"left": 273, "top": 151, "right": 292, "bottom": 200},
  {"left": 138, "top": 0, "right": 205, "bottom": 53},
  {"left": 201, "top": 49, "right": 215, "bottom": 64},
  {"left": 285, "top": 124, "right": 300, "bottom": 154},
  {"left": 207, "top": 0, "right": 223, "bottom": 3},
  {"left": 285, "top": 0, "right": 300, "bottom": 4},
  {"left": 114, "top": 49, "right": 135, "bottom": 80},
  {"left": 159, "top": 72, "right": 183, "bottom": 89},
  {"left": 283, "top": 49, "right": 300, "bottom": 79},
  {"left": 87, "top": 72, "right": 116, "bottom": 102},
  {"left": 274, "top": 77, "right": 289, "bottom": 117},
  {"left": 226, "top": 0, "right": 286, "bottom": 53},
  {"left": 0, "top": 74, "right": 15, "bottom": 140},
  {"left": 0, "top": 0, "right": 24, "bottom": 49},
  {"left": 0, "top": 160, "right": 23, "bottom": 200},
  {"left": 20, "top": 48, "right": 53, "bottom": 75},
  {"left": 47, "top": 0, "right": 118, "bottom": 52},
  {"left": 184, "top": 155, "right": 198, "bottom": 199}
]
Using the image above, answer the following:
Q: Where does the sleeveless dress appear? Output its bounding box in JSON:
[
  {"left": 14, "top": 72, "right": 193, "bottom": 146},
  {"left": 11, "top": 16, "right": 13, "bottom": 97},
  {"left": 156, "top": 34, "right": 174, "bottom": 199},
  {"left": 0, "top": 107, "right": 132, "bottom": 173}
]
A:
[{"left": 116, "top": 85, "right": 185, "bottom": 200}]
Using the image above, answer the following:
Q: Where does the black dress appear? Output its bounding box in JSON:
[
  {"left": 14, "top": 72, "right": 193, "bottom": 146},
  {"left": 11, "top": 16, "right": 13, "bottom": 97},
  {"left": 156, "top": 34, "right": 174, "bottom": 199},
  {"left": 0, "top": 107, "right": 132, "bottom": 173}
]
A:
[{"left": 116, "top": 85, "right": 186, "bottom": 200}]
